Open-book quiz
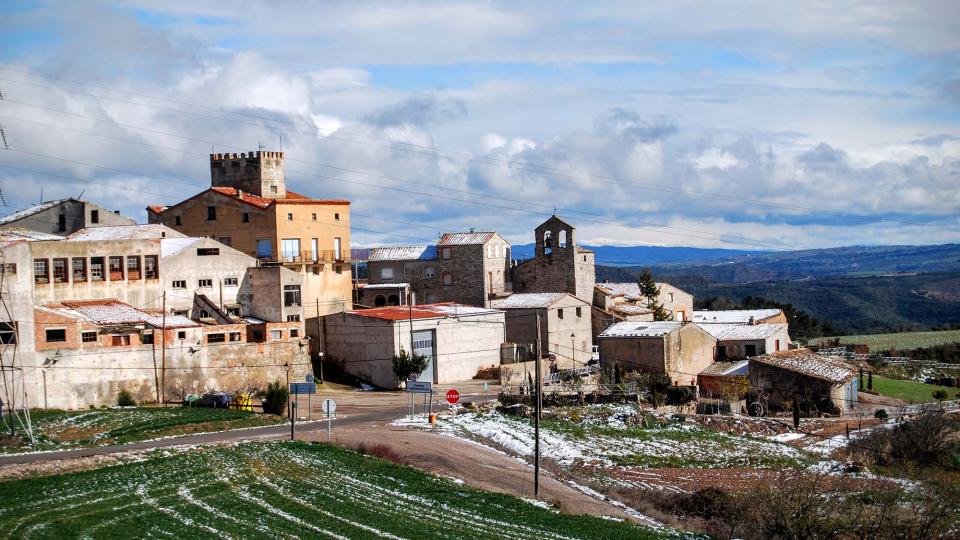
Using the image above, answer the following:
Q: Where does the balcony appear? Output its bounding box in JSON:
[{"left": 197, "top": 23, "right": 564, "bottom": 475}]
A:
[{"left": 249, "top": 250, "right": 350, "bottom": 265}]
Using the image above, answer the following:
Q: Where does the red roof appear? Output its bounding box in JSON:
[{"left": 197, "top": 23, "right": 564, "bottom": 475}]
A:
[
  {"left": 207, "top": 187, "right": 350, "bottom": 208},
  {"left": 147, "top": 205, "right": 167, "bottom": 214},
  {"left": 349, "top": 303, "right": 499, "bottom": 321}
]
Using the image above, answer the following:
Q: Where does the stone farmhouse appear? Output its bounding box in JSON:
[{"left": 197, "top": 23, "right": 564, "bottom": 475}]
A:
[
  {"left": 148, "top": 150, "right": 353, "bottom": 317},
  {"left": 749, "top": 349, "right": 858, "bottom": 413},
  {"left": 592, "top": 281, "right": 694, "bottom": 337},
  {"left": 698, "top": 323, "right": 791, "bottom": 361},
  {"left": 363, "top": 231, "right": 511, "bottom": 308},
  {"left": 0, "top": 218, "right": 309, "bottom": 409},
  {"left": 597, "top": 321, "right": 717, "bottom": 386}
]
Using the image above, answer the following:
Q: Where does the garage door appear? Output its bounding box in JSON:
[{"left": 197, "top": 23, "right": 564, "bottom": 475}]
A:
[{"left": 412, "top": 329, "right": 436, "bottom": 383}]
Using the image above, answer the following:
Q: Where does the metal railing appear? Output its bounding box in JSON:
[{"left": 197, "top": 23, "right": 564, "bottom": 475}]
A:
[
  {"left": 543, "top": 364, "right": 601, "bottom": 385},
  {"left": 249, "top": 250, "right": 349, "bottom": 264}
]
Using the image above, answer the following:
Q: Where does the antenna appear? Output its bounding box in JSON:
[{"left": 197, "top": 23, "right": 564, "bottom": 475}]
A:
[
  {"left": 77, "top": 189, "right": 86, "bottom": 200},
  {"left": 279, "top": 135, "right": 283, "bottom": 152}
]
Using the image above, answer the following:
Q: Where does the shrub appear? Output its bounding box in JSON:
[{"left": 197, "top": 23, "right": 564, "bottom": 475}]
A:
[
  {"left": 874, "top": 408, "right": 888, "bottom": 420},
  {"left": 933, "top": 389, "right": 949, "bottom": 402},
  {"left": 392, "top": 348, "right": 429, "bottom": 383},
  {"left": 261, "top": 380, "right": 289, "bottom": 415},
  {"left": 117, "top": 389, "right": 136, "bottom": 407},
  {"left": 665, "top": 386, "right": 695, "bottom": 406},
  {"left": 356, "top": 442, "right": 408, "bottom": 465}
]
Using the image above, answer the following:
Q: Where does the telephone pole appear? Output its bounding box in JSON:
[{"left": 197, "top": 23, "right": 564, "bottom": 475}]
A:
[
  {"left": 315, "top": 298, "right": 324, "bottom": 383},
  {"left": 534, "top": 310, "right": 542, "bottom": 497},
  {"left": 160, "top": 291, "right": 167, "bottom": 405}
]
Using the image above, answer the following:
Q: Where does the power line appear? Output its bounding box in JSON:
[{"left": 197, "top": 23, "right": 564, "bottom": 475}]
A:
[{"left": 0, "top": 68, "right": 951, "bottom": 233}]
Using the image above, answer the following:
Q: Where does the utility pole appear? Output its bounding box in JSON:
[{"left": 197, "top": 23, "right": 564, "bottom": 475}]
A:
[
  {"left": 534, "top": 310, "right": 542, "bottom": 498},
  {"left": 408, "top": 291, "right": 416, "bottom": 352},
  {"left": 160, "top": 291, "right": 167, "bottom": 405},
  {"left": 315, "top": 298, "right": 324, "bottom": 383}
]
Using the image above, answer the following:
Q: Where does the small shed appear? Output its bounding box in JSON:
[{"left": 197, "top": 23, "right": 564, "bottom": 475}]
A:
[
  {"left": 598, "top": 321, "right": 716, "bottom": 386},
  {"left": 697, "top": 360, "right": 750, "bottom": 399},
  {"left": 749, "top": 349, "right": 857, "bottom": 413}
]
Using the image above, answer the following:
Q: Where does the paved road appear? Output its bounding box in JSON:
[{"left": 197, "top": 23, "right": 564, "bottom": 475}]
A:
[{"left": 0, "top": 382, "right": 496, "bottom": 466}]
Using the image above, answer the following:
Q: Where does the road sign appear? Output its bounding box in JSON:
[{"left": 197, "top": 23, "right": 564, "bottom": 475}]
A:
[
  {"left": 406, "top": 381, "right": 432, "bottom": 393},
  {"left": 446, "top": 389, "right": 460, "bottom": 404},
  {"left": 322, "top": 398, "right": 337, "bottom": 415},
  {"left": 290, "top": 382, "right": 317, "bottom": 395},
  {"left": 305, "top": 373, "right": 314, "bottom": 383}
]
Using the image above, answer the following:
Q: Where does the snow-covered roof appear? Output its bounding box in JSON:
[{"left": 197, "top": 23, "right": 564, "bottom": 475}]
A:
[
  {"left": 362, "top": 282, "right": 410, "bottom": 289},
  {"left": 438, "top": 232, "right": 495, "bottom": 246},
  {"left": 751, "top": 349, "right": 855, "bottom": 384},
  {"left": 698, "top": 323, "right": 788, "bottom": 341},
  {"left": 0, "top": 199, "right": 71, "bottom": 226},
  {"left": 494, "top": 293, "right": 570, "bottom": 309},
  {"left": 50, "top": 300, "right": 199, "bottom": 328},
  {"left": 596, "top": 282, "right": 680, "bottom": 301},
  {"left": 692, "top": 309, "right": 783, "bottom": 324},
  {"left": 66, "top": 225, "right": 178, "bottom": 241},
  {"left": 160, "top": 237, "right": 203, "bottom": 258},
  {"left": 368, "top": 245, "right": 437, "bottom": 261},
  {"left": 349, "top": 302, "right": 499, "bottom": 321},
  {"left": 599, "top": 321, "right": 683, "bottom": 338},
  {"left": 0, "top": 228, "right": 64, "bottom": 242},
  {"left": 613, "top": 304, "right": 654, "bottom": 315},
  {"left": 699, "top": 360, "right": 750, "bottom": 376}
]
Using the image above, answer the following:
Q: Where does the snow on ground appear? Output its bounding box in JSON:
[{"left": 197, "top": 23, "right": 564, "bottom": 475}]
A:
[{"left": 768, "top": 432, "right": 806, "bottom": 443}]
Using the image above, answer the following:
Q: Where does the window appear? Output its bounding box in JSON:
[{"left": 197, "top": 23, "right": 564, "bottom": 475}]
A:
[
  {"left": 57, "top": 214, "right": 66, "bottom": 232},
  {"left": 0, "top": 263, "right": 16, "bottom": 274},
  {"left": 173, "top": 310, "right": 188, "bottom": 316},
  {"left": 90, "top": 209, "right": 100, "bottom": 224},
  {"left": 197, "top": 248, "right": 220, "bottom": 256},
  {"left": 334, "top": 213, "right": 340, "bottom": 221},
  {"left": 198, "top": 309, "right": 210, "bottom": 318},
  {"left": 425, "top": 267, "right": 435, "bottom": 279},
  {"left": 207, "top": 333, "right": 225, "bottom": 343},
  {"left": 442, "top": 248, "right": 451, "bottom": 259},
  {"left": 374, "top": 295, "right": 386, "bottom": 307},
  {"left": 668, "top": 292, "right": 674, "bottom": 302},
  {"left": 0, "top": 321, "right": 16, "bottom": 345},
  {"left": 33, "top": 259, "right": 49, "bottom": 284},
  {"left": 144, "top": 255, "right": 158, "bottom": 279},
  {"left": 174, "top": 215, "right": 182, "bottom": 226},
  {"left": 126, "top": 256, "right": 141, "bottom": 280},
  {"left": 335, "top": 264, "right": 342, "bottom": 274},
  {"left": 775, "top": 339, "right": 781, "bottom": 352},
  {"left": 286, "top": 315, "right": 301, "bottom": 322},
  {"left": 284, "top": 285, "right": 301, "bottom": 306},
  {"left": 82, "top": 331, "right": 97, "bottom": 343},
  {"left": 270, "top": 329, "right": 282, "bottom": 340},
  {"left": 576, "top": 307, "right": 582, "bottom": 318},
  {"left": 271, "top": 186, "right": 278, "bottom": 193},
  {"left": 242, "top": 212, "right": 249, "bottom": 223},
  {"left": 108, "top": 256, "right": 124, "bottom": 280},
  {"left": 46, "top": 329, "right": 66, "bottom": 342},
  {"left": 198, "top": 279, "right": 213, "bottom": 288},
  {"left": 745, "top": 344, "right": 757, "bottom": 357},
  {"left": 717, "top": 345, "right": 727, "bottom": 359},
  {"left": 287, "top": 212, "right": 293, "bottom": 221},
  {"left": 557, "top": 308, "right": 564, "bottom": 319},
  {"left": 290, "top": 329, "right": 299, "bottom": 338},
  {"left": 90, "top": 257, "right": 105, "bottom": 281},
  {"left": 311, "top": 238, "right": 319, "bottom": 261},
  {"left": 217, "top": 237, "right": 232, "bottom": 247},
  {"left": 311, "top": 213, "right": 317, "bottom": 221},
  {"left": 177, "top": 331, "right": 186, "bottom": 340},
  {"left": 141, "top": 332, "right": 154, "bottom": 345},
  {"left": 281, "top": 238, "right": 300, "bottom": 261},
  {"left": 381, "top": 267, "right": 394, "bottom": 280},
  {"left": 559, "top": 230, "right": 567, "bottom": 248},
  {"left": 53, "top": 258, "right": 68, "bottom": 283},
  {"left": 224, "top": 277, "right": 238, "bottom": 286},
  {"left": 442, "top": 273, "right": 452, "bottom": 286},
  {"left": 112, "top": 335, "right": 131, "bottom": 346},
  {"left": 256, "top": 239, "right": 272, "bottom": 258},
  {"left": 172, "top": 280, "right": 186, "bottom": 289},
  {"left": 227, "top": 307, "right": 240, "bottom": 317},
  {"left": 229, "top": 332, "right": 242, "bottom": 342},
  {"left": 207, "top": 206, "right": 217, "bottom": 220},
  {"left": 334, "top": 237, "right": 342, "bottom": 260}
]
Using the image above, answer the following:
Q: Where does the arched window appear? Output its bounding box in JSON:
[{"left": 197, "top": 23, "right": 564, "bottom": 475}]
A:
[
  {"left": 387, "top": 294, "right": 400, "bottom": 306},
  {"left": 559, "top": 230, "right": 567, "bottom": 248},
  {"left": 543, "top": 231, "right": 553, "bottom": 248},
  {"left": 374, "top": 295, "right": 386, "bottom": 307}
]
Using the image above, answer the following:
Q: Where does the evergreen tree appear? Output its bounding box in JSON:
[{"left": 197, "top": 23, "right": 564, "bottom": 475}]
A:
[
  {"left": 636, "top": 268, "right": 670, "bottom": 321},
  {"left": 792, "top": 397, "right": 800, "bottom": 428},
  {"left": 868, "top": 371, "right": 873, "bottom": 391}
]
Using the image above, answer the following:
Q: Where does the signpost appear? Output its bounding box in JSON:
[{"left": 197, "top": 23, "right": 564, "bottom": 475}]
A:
[
  {"left": 322, "top": 398, "right": 336, "bottom": 441},
  {"left": 305, "top": 374, "right": 314, "bottom": 419},
  {"left": 406, "top": 380, "right": 432, "bottom": 418},
  {"left": 446, "top": 389, "right": 460, "bottom": 405},
  {"left": 289, "top": 383, "right": 317, "bottom": 427}
]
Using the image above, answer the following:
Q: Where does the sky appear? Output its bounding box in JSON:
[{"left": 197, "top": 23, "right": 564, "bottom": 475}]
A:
[{"left": 0, "top": 0, "right": 958, "bottom": 250}]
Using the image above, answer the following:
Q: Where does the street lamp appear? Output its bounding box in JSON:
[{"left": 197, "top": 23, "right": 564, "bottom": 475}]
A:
[{"left": 570, "top": 333, "right": 576, "bottom": 366}]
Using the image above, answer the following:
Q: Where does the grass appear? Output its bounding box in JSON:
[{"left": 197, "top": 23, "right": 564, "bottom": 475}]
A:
[
  {"left": 0, "top": 441, "right": 662, "bottom": 539},
  {"left": 810, "top": 329, "right": 960, "bottom": 351},
  {"left": 0, "top": 407, "right": 283, "bottom": 453},
  {"left": 869, "top": 376, "right": 956, "bottom": 403}
]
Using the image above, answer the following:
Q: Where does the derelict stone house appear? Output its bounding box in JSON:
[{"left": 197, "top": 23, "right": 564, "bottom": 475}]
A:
[
  {"left": 363, "top": 231, "right": 511, "bottom": 308},
  {"left": 597, "top": 321, "right": 717, "bottom": 385},
  {"left": 749, "top": 349, "right": 857, "bottom": 413},
  {"left": 511, "top": 216, "right": 595, "bottom": 303}
]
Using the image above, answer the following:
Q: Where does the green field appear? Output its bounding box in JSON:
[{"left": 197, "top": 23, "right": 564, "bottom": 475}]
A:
[
  {"left": 0, "top": 441, "right": 659, "bottom": 539},
  {"left": 1, "top": 407, "right": 283, "bottom": 453},
  {"left": 810, "top": 329, "right": 960, "bottom": 351},
  {"left": 869, "top": 376, "right": 955, "bottom": 403}
]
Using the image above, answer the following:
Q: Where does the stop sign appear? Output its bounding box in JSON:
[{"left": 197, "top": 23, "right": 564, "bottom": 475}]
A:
[{"left": 446, "top": 389, "right": 460, "bottom": 404}]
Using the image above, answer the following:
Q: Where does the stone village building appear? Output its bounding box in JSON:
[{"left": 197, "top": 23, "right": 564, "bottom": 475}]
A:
[
  {"left": 597, "top": 321, "right": 717, "bottom": 386},
  {"left": 363, "top": 232, "right": 512, "bottom": 308},
  {"left": 592, "top": 281, "right": 694, "bottom": 338},
  {"left": 749, "top": 349, "right": 857, "bottom": 413},
  {"left": 492, "top": 292, "right": 593, "bottom": 367},
  {"left": 0, "top": 197, "right": 135, "bottom": 236},
  {"left": 0, "top": 220, "right": 308, "bottom": 409},
  {"left": 698, "top": 323, "right": 791, "bottom": 361},
  {"left": 148, "top": 150, "right": 353, "bottom": 318},
  {"left": 510, "top": 216, "right": 595, "bottom": 303}
]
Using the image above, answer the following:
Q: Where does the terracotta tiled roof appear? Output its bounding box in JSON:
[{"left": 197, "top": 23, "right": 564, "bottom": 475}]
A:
[
  {"left": 348, "top": 303, "right": 499, "bottom": 321},
  {"left": 147, "top": 205, "right": 167, "bottom": 214}
]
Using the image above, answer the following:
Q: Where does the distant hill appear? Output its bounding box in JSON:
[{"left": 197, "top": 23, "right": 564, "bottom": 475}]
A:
[{"left": 510, "top": 243, "right": 766, "bottom": 266}]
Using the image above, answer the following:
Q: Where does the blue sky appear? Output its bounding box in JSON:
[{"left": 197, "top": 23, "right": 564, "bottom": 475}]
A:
[{"left": 0, "top": 0, "right": 958, "bottom": 249}]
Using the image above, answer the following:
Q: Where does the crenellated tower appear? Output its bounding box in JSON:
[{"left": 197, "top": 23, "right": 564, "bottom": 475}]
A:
[{"left": 210, "top": 151, "right": 286, "bottom": 198}]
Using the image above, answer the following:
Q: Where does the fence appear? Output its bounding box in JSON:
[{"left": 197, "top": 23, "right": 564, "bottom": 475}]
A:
[{"left": 543, "top": 364, "right": 600, "bottom": 386}]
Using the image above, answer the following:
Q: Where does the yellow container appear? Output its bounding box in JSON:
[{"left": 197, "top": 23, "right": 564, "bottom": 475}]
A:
[{"left": 429, "top": 414, "right": 437, "bottom": 425}]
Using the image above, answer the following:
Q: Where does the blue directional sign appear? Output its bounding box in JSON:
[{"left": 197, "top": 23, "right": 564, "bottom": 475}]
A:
[
  {"left": 406, "top": 381, "right": 432, "bottom": 394},
  {"left": 290, "top": 382, "right": 317, "bottom": 395}
]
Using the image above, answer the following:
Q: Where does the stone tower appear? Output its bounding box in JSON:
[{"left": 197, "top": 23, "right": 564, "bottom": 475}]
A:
[
  {"left": 511, "top": 215, "right": 596, "bottom": 302},
  {"left": 210, "top": 150, "right": 286, "bottom": 198}
]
